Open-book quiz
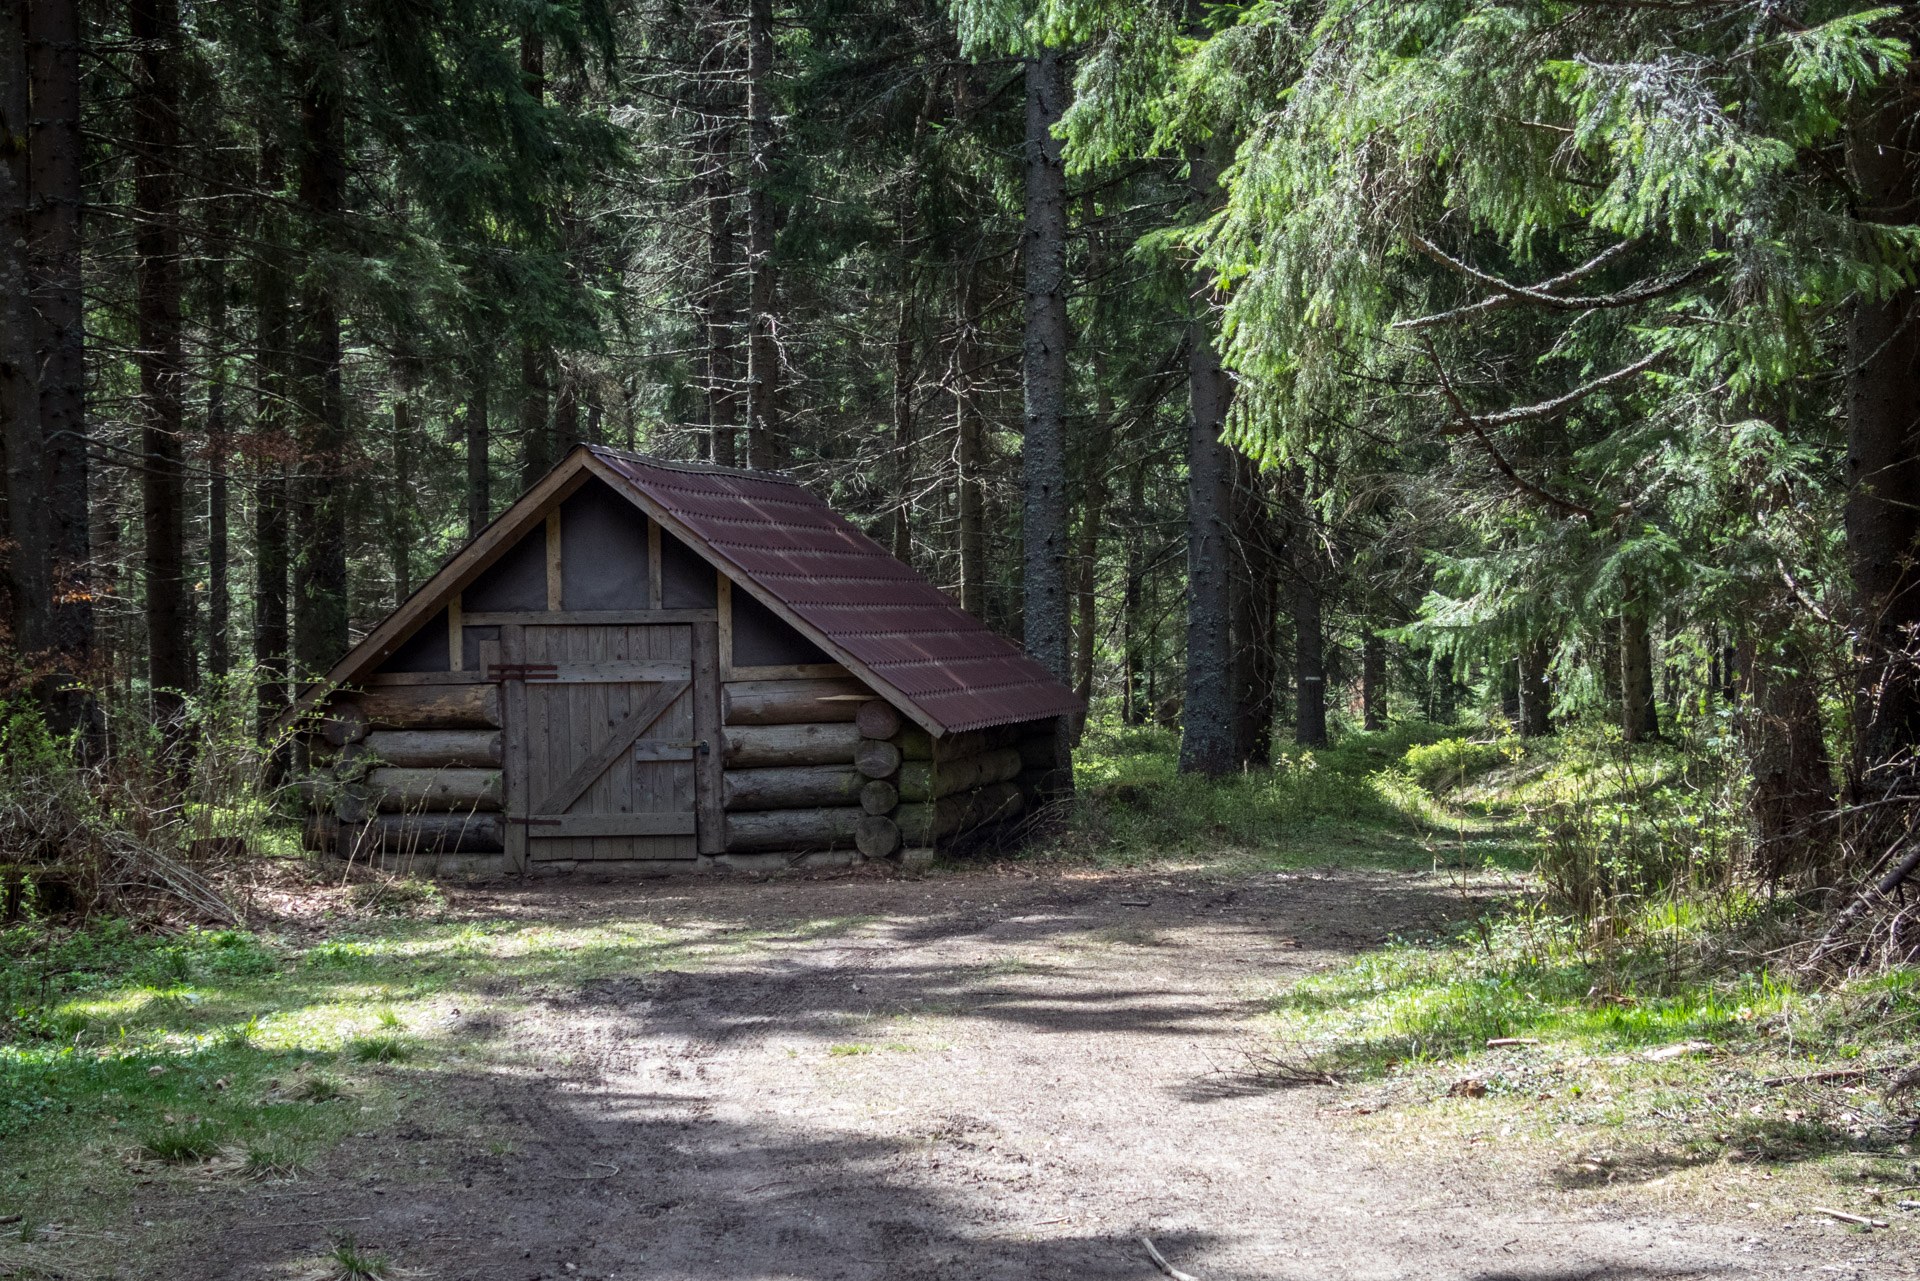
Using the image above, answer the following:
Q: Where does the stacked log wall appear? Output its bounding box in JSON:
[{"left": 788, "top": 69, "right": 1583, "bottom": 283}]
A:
[
  {"left": 720, "top": 677, "right": 873, "bottom": 853},
  {"left": 301, "top": 684, "right": 510, "bottom": 857}
]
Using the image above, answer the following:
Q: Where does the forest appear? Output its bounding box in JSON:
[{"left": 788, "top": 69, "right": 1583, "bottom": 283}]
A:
[{"left": 2, "top": 1, "right": 1920, "bottom": 1270}]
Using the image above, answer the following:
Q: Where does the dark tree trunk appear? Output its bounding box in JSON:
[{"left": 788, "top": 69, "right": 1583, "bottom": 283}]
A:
[
  {"left": 1231, "top": 460, "right": 1278, "bottom": 765},
  {"left": 1122, "top": 457, "right": 1146, "bottom": 725},
  {"left": 956, "top": 265, "right": 986, "bottom": 617},
  {"left": 1362, "top": 631, "right": 1386, "bottom": 730},
  {"left": 1845, "top": 63, "right": 1920, "bottom": 817},
  {"left": 132, "top": 0, "right": 190, "bottom": 725},
  {"left": 1021, "top": 46, "right": 1071, "bottom": 685},
  {"left": 1180, "top": 143, "right": 1237, "bottom": 776},
  {"left": 745, "top": 0, "right": 783, "bottom": 469},
  {"left": 891, "top": 290, "right": 914, "bottom": 563},
  {"left": 465, "top": 361, "right": 489, "bottom": 538},
  {"left": 1742, "top": 632, "right": 1836, "bottom": 884},
  {"left": 27, "top": 0, "right": 91, "bottom": 718},
  {"left": 1, "top": 2, "right": 48, "bottom": 664},
  {"left": 1291, "top": 565, "right": 1327, "bottom": 746},
  {"left": 387, "top": 400, "right": 415, "bottom": 605},
  {"left": 253, "top": 135, "right": 291, "bottom": 734},
  {"left": 1621, "top": 602, "right": 1659, "bottom": 742},
  {"left": 206, "top": 379, "right": 230, "bottom": 681},
  {"left": 1519, "top": 639, "right": 1552, "bottom": 737},
  {"left": 1073, "top": 465, "right": 1105, "bottom": 706},
  {"left": 292, "top": 0, "right": 349, "bottom": 679},
  {"left": 703, "top": 9, "right": 740, "bottom": 468},
  {"left": 553, "top": 364, "right": 578, "bottom": 458},
  {"left": 518, "top": 342, "right": 550, "bottom": 487}
]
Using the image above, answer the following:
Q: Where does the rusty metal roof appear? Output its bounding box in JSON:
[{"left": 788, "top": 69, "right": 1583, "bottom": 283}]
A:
[{"left": 590, "top": 448, "right": 1082, "bottom": 735}]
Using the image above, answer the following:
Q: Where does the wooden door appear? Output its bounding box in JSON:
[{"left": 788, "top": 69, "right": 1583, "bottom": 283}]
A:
[{"left": 514, "top": 623, "right": 700, "bottom": 861}]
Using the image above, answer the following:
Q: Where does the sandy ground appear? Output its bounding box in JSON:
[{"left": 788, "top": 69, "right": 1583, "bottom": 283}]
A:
[{"left": 159, "top": 865, "right": 1914, "bottom": 1280}]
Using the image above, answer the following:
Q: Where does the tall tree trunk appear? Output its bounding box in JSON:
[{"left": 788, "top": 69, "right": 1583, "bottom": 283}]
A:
[
  {"left": 517, "top": 27, "right": 553, "bottom": 489},
  {"left": 553, "top": 362, "right": 578, "bottom": 458},
  {"left": 1519, "top": 639, "right": 1552, "bottom": 737},
  {"left": 1021, "top": 45, "right": 1070, "bottom": 685},
  {"left": 207, "top": 379, "right": 229, "bottom": 681},
  {"left": 292, "top": 0, "right": 349, "bottom": 679},
  {"left": 891, "top": 289, "right": 915, "bottom": 562},
  {"left": 0, "top": 2, "right": 49, "bottom": 666},
  {"left": 1362, "top": 630, "right": 1386, "bottom": 730},
  {"left": 27, "top": 0, "right": 91, "bottom": 722},
  {"left": 955, "top": 264, "right": 986, "bottom": 617},
  {"left": 1231, "top": 458, "right": 1280, "bottom": 764},
  {"left": 253, "top": 133, "right": 291, "bottom": 735},
  {"left": 1621, "top": 600, "right": 1659, "bottom": 742},
  {"left": 387, "top": 400, "right": 414, "bottom": 605},
  {"left": 745, "top": 0, "right": 783, "bottom": 469},
  {"left": 1845, "top": 61, "right": 1920, "bottom": 821},
  {"left": 518, "top": 345, "right": 550, "bottom": 488},
  {"left": 132, "top": 0, "right": 190, "bottom": 726},
  {"left": 1290, "top": 471, "right": 1327, "bottom": 749},
  {"left": 1073, "top": 467, "right": 1105, "bottom": 705},
  {"left": 1179, "top": 144, "right": 1236, "bottom": 775},
  {"left": 1122, "top": 457, "right": 1146, "bottom": 726},
  {"left": 1743, "top": 630, "right": 1836, "bottom": 884},
  {"left": 465, "top": 361, "right": 489, "bottom": 537},
  {"left": 703, "top": 7, "right": 740, "bottom": 468}
]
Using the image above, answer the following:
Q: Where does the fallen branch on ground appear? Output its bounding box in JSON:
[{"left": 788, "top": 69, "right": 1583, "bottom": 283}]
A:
[{"left": 1141, "top": 1237, "right": 1203, "bottom": 1281}]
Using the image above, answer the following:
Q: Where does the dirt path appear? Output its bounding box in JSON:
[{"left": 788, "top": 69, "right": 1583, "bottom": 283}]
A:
[{"left": 179, "top": 866, "right": 1903, "bottom": 1279}]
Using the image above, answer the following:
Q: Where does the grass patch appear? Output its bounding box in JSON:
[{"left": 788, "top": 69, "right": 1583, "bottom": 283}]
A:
[
  {"left": 346, "top": 1035, "right": 414, "bottom": 1064},
  {"left": 328, "top": 1233, "right": 391, "bottom": 1280},
  {"left": 827, "top": 1043, "right": 874, "bottom": 1056},
  {"left": 1053, "top": 719, "right": 1521, "bottom": 870},
  {"left": 242, "top": 1137, "right": 307, "bottom": 1180},
  {"left": 140, "top": 1120, "right": 225, "bottom": 1164}
]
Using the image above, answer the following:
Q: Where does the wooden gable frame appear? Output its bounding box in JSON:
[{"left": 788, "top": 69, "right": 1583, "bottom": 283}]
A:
[{"left": 277, "top": 448, "right": 946, "bottom": 736}]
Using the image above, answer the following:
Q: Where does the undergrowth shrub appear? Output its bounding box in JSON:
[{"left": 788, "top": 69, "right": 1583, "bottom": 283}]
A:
[
  {"left": 1401, "top": 736, "right": 1515, "bottom": 791},
  {"left": 0, "top": 672, "right": 301, "bottom": 925}
]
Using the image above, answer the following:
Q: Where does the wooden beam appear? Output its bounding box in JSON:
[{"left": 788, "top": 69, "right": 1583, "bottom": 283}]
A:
[
  {"left": 545, "top": 509, "right": 563, "bottom": 610},
  {"left": 692, "top": 619, "right": 725, "bottom": 855},
  {"left": 526, "top": 813, "right": 697, "bottom": 839},
  {"left": 362, "top": 671, "right": 492, "bottom": 687},
  {"left": 448, "top": 592, "right": 463, "bottom": 671},
  {"left": 461, "top": 609, "right": 718, "bottom": 627},
  {"left": 717, "top": 575, "right": 734, "bottom": 680},
  {"left": 494, "top": 633, "right": 527, "bottom": 875},
  {"left": 727, "top": 663, "right": 849, "bottom": 682},
  {"left": 648, "top": 518, "right": 663, "bottom": 610}
]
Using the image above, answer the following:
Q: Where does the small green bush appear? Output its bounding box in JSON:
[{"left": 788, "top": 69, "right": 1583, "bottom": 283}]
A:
[{"left": 1401, "top": 736, "right": 1512, "bottom": 791}]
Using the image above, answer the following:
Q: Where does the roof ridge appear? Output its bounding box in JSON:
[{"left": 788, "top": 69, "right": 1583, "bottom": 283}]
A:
[{"left": 584, "top": 444, "right": 801, "bottom": 485}]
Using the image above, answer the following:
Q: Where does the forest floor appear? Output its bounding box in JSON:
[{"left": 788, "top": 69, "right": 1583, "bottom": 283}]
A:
[{"left": 5, "top": 853, "right": 1916, "bottom": 1280}]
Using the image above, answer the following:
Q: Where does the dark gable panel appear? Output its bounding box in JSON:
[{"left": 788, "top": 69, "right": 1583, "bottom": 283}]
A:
[
  {"left": 733, "top": 588, "right": 832, "bottom": 666},
  {"left": 463, "top": 526, "right": 547, "bottom": 611},
  {"left": 560, "top": 479, "right": 650, "bottom": 609},
  {"left": 378, "top": 606, "right": 451, "bottom": 673},
  {"left": 661, "top": 529, "right": 717, "bottom": 608},
  {"left": 462, "top": 624, "right": 501, "bottom": 669}
]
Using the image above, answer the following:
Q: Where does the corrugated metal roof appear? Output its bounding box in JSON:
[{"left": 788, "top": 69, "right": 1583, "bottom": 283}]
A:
[{"left": 590, "top": 448, "right": 1082, "bottom": 735}]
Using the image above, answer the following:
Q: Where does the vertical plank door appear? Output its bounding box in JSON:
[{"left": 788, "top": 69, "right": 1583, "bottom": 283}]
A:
[{"left": 516, "top": 623, "right": 700, "bottom": 860}]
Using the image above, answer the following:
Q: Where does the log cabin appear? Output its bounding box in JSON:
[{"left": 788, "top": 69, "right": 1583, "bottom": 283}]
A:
[{"left": 282, "top": 445, "right": 1082, "bottom": 876}]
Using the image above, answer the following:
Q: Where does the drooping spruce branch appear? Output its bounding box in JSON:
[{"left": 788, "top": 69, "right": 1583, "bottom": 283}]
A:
[{"left": 1398, "top": 235, "right": 1714, "bottom": 327}]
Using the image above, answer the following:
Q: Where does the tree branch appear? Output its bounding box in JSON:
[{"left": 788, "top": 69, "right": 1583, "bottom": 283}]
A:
[
  {"left": 1419, "top": 337, "right": 1601, "bottom": 521},
  {"left": 1439, "top": 348, "right": 1667, "bottom": 432},
  {"left": 1397, "top": 235, "right": 1712, "bottom": 328}
]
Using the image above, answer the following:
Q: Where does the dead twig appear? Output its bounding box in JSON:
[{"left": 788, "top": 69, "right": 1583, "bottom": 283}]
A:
[
  {"left": 1812, "top": 1207, "right": 1887, "bottom": 1228},
  {"left": 1140, "top": 1236, "right": 1203, "bottom": 1281}
]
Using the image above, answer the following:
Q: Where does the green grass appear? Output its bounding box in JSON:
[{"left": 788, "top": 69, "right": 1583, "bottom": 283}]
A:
[
  {"left": 0, "top": 894, "right": 874, "bottom": 1264},
  {"left": 1054, "top": 718, "right": 1527, "bottom": 870},
  {"left": 328, "top": 1233, "right": 391, "bottom": 1280}
]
